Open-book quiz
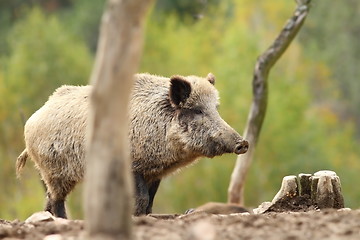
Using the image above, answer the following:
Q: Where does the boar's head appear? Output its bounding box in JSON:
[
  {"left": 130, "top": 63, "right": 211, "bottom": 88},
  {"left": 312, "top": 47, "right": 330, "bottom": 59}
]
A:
[{"left": 167, "top": 73, "right": 248, "bottom": 159}]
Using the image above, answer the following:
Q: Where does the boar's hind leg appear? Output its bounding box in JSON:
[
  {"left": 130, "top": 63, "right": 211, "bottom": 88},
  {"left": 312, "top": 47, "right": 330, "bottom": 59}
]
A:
[
  {"left": 45, "top": 194, "right": 67, "bottom": 218},
  {"left": 45, "top": 178, "right": 77, "bottom": 218},
  {"left": 44, "top": 191, "right": 67, "bottom": 218},
  {"left": 146, "top": 180, "right": 161, "bottom": 214},
  {"left": 134, "top": 173, "right": 150, "bottom": 216}
]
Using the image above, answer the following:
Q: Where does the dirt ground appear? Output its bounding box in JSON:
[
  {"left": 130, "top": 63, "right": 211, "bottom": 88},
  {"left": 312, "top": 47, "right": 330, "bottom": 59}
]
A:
[{"left": 1, "top": 207, "right": 360, "bottom": 240}]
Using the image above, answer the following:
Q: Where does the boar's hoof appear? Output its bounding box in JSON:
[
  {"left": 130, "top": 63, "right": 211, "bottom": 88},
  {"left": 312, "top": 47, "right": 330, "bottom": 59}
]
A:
[
  {"left": 234, "top": 140, "right": 249, "bottom": 154},
  {"left": 184, "top": 208, "right": 195, "bottom": 214}
]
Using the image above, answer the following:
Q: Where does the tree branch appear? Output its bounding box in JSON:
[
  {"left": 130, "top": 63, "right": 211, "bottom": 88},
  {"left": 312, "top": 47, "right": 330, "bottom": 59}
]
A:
[{"left": 228, "top": 0, "right": 312, "bottom": 205}]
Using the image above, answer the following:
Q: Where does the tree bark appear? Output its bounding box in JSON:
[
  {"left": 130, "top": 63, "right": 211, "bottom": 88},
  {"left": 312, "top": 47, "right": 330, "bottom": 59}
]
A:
[
  {"left": 84, "top": 0, "right": 153, "bottom": 239},
  {"left": 228, "top": 0, "right": 312, "bottom": 205}
]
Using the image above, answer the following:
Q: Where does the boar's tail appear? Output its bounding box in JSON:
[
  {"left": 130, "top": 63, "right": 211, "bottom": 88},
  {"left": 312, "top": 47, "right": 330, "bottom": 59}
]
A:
[{"left": 16, "top": 149, "right": 29, "bottom": 179}]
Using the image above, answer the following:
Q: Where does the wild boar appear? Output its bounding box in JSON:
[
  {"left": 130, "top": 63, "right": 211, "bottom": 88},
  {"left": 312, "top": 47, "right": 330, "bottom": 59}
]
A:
[{"left": 16, "top": 73, "right": 249, "bottom": 218}]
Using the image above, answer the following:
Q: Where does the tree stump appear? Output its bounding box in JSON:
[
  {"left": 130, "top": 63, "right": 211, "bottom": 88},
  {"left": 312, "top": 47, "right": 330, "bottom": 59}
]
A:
[{"left": 254, "top": 170, "right": 345, "bottom": 214}]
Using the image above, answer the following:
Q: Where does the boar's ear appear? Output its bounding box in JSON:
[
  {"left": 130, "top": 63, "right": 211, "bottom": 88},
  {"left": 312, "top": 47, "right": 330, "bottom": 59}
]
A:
[
  {"left": 207, "top": 73, "right": 215, "bottom": 85},
  {"left": 169, "top": 76, "right": 192, "bottom": 106}
]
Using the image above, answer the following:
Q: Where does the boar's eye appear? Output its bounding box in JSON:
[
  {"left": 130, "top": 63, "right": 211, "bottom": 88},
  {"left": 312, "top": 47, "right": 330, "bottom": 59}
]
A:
[{"left": 193, "top": 108, "right": 204, "bottom": 115}]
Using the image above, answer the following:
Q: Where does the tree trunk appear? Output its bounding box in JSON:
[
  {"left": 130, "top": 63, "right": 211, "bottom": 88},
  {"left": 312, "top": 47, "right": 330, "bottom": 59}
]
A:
[
  {"left": 228, "top": 0, "right": 312, "bottom": 205},
  {"left": 84, "top": 0, "right": 153, "bottom": 239}
]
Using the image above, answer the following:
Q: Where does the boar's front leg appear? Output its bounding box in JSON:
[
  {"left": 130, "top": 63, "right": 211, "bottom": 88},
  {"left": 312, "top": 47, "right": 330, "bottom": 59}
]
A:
[
  {"left": 146, "top": 179, "right": 161, "bottom": 214},
  {"left": 45, "top": 192, "right": 53, "bottom": 213},
  {"left": 134, "top": 173, "right": 161, "bottom": 215},
  {"left": 134, "top": 173, "right": 149, "bottom": 216}
]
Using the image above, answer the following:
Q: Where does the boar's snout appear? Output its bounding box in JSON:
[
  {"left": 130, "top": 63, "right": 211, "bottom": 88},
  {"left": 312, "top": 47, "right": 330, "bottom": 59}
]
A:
[{"left": 234, "top": 140, "right": 249, "bottom": 155}]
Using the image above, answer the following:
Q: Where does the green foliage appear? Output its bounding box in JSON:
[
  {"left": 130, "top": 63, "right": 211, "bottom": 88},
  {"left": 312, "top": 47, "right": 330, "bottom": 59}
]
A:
[
  {"left": 59, "top": 0, "right": 105, "bottom": 51},
  {"left": 301, "top": 0, "right": 360, "bottom": 136},
  {"left": 154, "top": 0, "right": 225, "bottom": 21},
  {"left": 4, "top": 8, "right": 92, "bottom": 113},
  {"left": 0, "top": 0, "right": 360, "bottom": 220}
]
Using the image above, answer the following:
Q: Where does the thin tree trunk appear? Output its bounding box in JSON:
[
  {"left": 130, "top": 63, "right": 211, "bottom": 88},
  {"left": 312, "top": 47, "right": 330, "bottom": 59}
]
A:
[
  {"left": 84, "top": 0, "right": 153, "bottom": 239},
  {"left": 228, "top": 0, "right": 312, "bottom": 205}
]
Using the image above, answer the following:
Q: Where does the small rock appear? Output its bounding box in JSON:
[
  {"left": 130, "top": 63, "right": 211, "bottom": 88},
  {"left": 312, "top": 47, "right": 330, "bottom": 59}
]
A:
[
  {"left": 25, "top": 211, "right": 55, "bottom": 223},
  {"left": 43, "top": 234, "right": 63, "bottom": 240},
  {"left": 253, "top": 202, "right": 272, "bottom": 214},
  {"left": 338, "top": 208, "right": 351, "bottom": 212}
]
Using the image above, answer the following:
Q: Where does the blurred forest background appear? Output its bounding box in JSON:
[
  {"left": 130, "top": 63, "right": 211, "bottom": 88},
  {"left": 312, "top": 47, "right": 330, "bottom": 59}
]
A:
[{"left": 1, "top": 0, "right": 360, "bottom": 220}]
